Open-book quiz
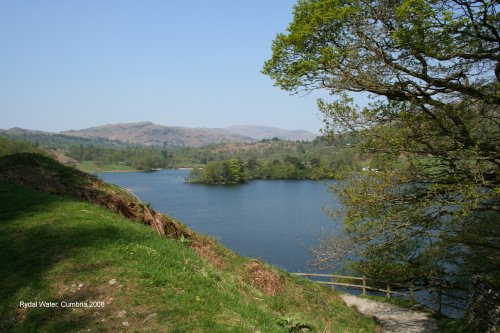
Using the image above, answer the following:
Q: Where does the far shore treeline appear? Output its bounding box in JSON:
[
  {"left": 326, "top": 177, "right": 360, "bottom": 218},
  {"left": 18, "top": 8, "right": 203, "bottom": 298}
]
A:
[
  {"left": 187, "top": 156, "right": 336, "bottom": 184},
  {"left": 0, "top": 134, "right": 365, "bottom": 178}
]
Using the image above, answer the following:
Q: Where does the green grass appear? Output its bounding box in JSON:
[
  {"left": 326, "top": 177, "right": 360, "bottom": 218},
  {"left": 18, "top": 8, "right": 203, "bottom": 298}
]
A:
[
  {"left": 438, "top": 318, "right": 469, "bottom": 333},
  {"left": 75, "top": 161, "right": 139, "bottom": 173},
  {"left": 0, "top": 181, "right": 379, "bottom": 332}
]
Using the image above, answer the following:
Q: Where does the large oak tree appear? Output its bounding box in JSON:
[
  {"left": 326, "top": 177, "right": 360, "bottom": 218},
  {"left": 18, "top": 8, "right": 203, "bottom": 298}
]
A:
[{"left": 263, "top": 0, "right": 499, "bottom": 288}]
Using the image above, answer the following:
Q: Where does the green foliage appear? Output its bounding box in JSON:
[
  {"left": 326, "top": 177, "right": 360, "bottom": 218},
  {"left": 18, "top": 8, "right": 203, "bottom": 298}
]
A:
[
  {"left": 277, "top": 314, "right": 313, "bottom": 332},
  {"left": 66, "top": 145, "right": 169, "bottom": 170},
  {"left": 178, "top": 234, "right": 191, "bottom": 245},
  {"left": 264, "top": 0, "right": 500, "bottom": 291},
  {"left": 438, "top": 318, "right": 469, "bottom": 333},
  {"left": 1, "top": 130, "right": 132, "bottom": 150},
  {"left": 188, "top": 155, "right": 341, "bottom": 183},
  {"left": 3, "top": 131, "right": 365, "bottom": 175},
  {"left": 188, "top": 159, "right": 247, "bottom": 184},
  {"left": 0, "top": 153, "right": 92, "bottom": 195},
  {"left": 0, "top": 136, "right": 49, "bottom": 157},
  {"left": 263, "top": 0, "right": 499, "bottom": 104},
  {"left": 74, "top": 161, "right": 138, "bottom": 173},
  {"left": 228, "top": 158, "right": 245, "bottom": 183},
  {"left": 170, "top": 139, "right": 359, "bottom": 170}
]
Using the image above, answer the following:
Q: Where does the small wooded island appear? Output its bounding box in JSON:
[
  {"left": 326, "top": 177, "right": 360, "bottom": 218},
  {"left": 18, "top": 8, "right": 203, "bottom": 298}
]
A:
[{"left": 187, "top": 157, "right": 335, "bottom": 184}]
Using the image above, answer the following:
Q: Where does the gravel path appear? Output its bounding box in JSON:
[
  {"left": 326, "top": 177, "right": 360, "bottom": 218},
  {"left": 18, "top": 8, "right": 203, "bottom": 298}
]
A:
[{"left": 341, "top": 295, "right": 439, "bottom": 333}]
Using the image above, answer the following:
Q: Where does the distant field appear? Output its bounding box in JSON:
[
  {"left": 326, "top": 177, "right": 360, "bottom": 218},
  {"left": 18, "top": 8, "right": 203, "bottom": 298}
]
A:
[{"left": 75, "top": 161, "right": 139, "bottom": 173}]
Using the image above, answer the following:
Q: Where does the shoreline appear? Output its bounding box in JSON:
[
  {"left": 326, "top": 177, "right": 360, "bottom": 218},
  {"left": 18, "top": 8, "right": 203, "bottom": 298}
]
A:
[{"left": 87, "top": 167, "right": 194, "bottom": 173}]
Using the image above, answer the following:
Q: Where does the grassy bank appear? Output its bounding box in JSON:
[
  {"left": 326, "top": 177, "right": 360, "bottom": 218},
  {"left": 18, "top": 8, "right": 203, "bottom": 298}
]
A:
[
  {"left": 75, "top": 161, "right": 140, "bottom": 173},
  {"left": 0, "top": 154, "right": 379, "bottom": 332}
]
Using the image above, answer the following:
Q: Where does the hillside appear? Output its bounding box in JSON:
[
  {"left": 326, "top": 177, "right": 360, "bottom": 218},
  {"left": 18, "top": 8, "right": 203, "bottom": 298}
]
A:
[
  {"left": 1, "top": 123, "right": 318, "bottom": 151},
  {"left": 0, "top": 153, "right": 379, "bottom": 332},
  {"left": 0, "top": 127, "right": 134, "bottom": 149},
  {"left": 226, "top": 125, "right": 316, "bottom": 141},
  {"left": 59, "top": 122, "right": 317, "bottom": 146},
  {"left": 61, "top": 122, "right": 257, "bottom": 147}
]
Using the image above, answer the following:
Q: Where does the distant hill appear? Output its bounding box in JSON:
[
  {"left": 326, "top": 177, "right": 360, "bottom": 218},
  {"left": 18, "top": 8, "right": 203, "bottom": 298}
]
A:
[
  {"left": 61, "top": 122, "right": 257, "bottom": 147},
  {"left": 225, "top": 125, "right": 317, "bottom": 141},
  {"left": 1, "top": 122, "right": 318, "bottom": 148},
  {"left": 0, "top": 127, "right": 134, "bottom": 149}
]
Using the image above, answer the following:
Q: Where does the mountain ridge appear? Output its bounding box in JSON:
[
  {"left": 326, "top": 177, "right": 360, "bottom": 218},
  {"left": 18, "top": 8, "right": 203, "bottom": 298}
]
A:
[
  {"left": 225, "top": 124, "right": 316, "bottom": 141},
  {"left": 2, "top": 122, "right": 318, "bottom": 147},
  {"left": 60, "top": 122, "right": 317, "bottom": 147},
  {"left": 61, "top": 122, "right": 256, "bottom": 147}
]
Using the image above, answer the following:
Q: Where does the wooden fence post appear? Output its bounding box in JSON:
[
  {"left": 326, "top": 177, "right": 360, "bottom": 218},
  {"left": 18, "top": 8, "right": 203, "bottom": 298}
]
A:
[
  {"left": 362, "top": 277, "right": 367, "bottom": 296},
  {"left": 409, "top": 284, "right": 415, "bottom": 304},
  {"left": 386, "top": 283, "right": 391, "bottom": 299},
  {"left": 436, "top": 286, "right": 442, "bottom": 314},
  {"left": 331, "top": 275, "right": 336, "bottom": 291}
]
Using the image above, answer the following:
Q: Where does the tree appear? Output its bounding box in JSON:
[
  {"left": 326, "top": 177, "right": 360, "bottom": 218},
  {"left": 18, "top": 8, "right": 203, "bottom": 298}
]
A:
[
  {"left": 309, "top": 158, "right": 321, "bottom": 168},
  {"left": 188, "top": 159, "right": 246, "bottom": 184},
  {"left": 264, "top": 0, "right": 499, "bottom": 288},
  {"left": 246, "top": 157, "right": 259, "bottom": 171},
  {"left": 226, "top": 158, "right": 246, "bottom": 183},
  {"left": 284, "top": 155, "right": 305, "bottom": 169}
]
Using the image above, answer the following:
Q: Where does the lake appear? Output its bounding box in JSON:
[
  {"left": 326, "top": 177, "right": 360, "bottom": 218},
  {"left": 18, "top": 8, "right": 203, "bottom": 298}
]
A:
[{"left": 98, "top": 169, "right": 342, "bottom": 272}]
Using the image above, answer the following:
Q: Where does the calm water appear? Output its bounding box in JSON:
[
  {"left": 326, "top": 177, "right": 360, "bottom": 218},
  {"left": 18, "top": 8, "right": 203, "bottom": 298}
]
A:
[{"left": 98, "top": 169, "right": 342, "bottom": 272}]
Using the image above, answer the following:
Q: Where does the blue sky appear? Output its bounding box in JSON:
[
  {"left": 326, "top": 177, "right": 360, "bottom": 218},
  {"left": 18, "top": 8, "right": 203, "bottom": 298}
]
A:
[{"left": 0, "top": 0, "right": 327, "bottom": 133}]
